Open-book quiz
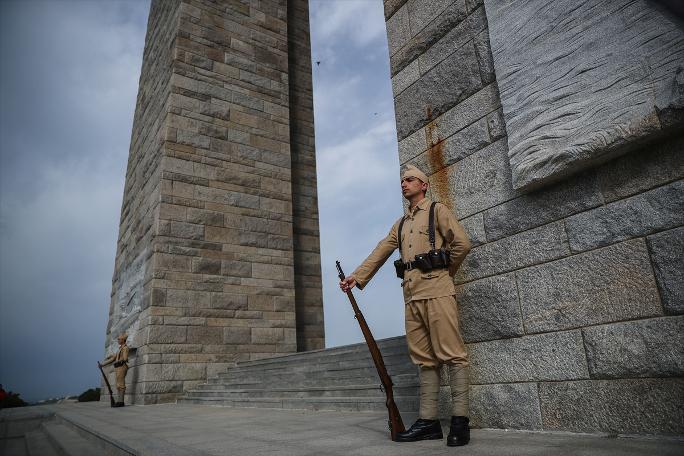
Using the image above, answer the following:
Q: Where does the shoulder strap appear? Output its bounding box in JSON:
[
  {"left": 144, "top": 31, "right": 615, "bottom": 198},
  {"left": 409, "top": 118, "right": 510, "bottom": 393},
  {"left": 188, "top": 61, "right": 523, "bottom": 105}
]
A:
[
  {"left": 397, "top": 216, "right": 406, "bottom": 256},
  {"left": 428, "top": 202, "right": 437, "bottom": 250}
]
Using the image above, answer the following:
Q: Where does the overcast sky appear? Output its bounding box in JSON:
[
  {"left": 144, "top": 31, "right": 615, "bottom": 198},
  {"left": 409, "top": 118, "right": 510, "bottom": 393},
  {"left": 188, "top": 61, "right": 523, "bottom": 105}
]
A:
[{"left": 0, "top": 0, "right": 404, "bottom": 403}]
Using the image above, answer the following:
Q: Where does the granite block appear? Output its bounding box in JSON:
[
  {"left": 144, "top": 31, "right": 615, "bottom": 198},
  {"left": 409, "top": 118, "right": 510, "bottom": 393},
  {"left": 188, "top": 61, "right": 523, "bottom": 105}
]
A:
[
  {"left": 539, "top": 378, "right": 684, "bottom": 435},
  {"left": 565, "top": 180, "right": 684, "bottom": 252},
  {"left": 468, "top": 330, "right": 589, "bottom": 383},
  {"left": 471, "top": 383, "right": 542, "bottom": 430},
  {"left": 456, "top": 221, "right": 569, "bottom": 283},
  {"left": 518, "top": 239, "right": 662, "bottom": 333},
  {"left": 583, "top": 316, "right": 684, "bottom": 379},
  {"left": 647, "top": 227, "right": 684, "bottom": 315},
  {"left": 456, "top": 273, "right": 524, "bottom": 343},
  {"left": 394, "top": 41, "right": 481, "bottom": 140}
]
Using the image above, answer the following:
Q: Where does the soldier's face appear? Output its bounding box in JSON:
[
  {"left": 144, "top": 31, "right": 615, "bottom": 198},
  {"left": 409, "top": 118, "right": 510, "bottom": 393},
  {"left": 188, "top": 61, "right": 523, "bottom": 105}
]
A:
[
  {"left": 118, "top": 337, "right": 126, "bottom": 345},
  {"left": 401, "top": 176, "right": 427, "bottom": 199}
]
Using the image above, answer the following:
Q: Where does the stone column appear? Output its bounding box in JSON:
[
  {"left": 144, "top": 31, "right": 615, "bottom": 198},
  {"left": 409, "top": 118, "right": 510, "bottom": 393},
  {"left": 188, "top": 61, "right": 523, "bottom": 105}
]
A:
[
  {"left": 287, "top": 0, "right": 324, "bottom": 352},
  {"left": 105, "top": 0, "right": 324, "bottom": 404}
]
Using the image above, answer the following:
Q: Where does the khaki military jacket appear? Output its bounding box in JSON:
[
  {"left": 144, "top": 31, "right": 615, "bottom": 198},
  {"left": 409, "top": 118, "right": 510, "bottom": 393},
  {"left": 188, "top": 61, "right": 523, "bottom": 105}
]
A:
[
  {"left": 102, "top": 344, "right": 129, "bottom": 368},
  {"left": 351, "top": 198, "right": 471, "bottom": 303}
]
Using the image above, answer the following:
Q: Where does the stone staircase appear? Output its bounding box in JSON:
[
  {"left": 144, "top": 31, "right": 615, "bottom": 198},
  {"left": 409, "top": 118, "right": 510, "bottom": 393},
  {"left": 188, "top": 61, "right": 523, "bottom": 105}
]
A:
[
  {"left": 0, "top": 406, "right": 110, "bottom": 456},
  {"left": 178, "top": 335, "right": 421, "bottom": 414}
]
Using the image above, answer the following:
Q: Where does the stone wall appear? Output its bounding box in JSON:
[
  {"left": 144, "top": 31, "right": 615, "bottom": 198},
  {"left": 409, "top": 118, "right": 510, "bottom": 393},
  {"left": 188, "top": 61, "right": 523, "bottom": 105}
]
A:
[
  {"left": 106, "top": 0, "right": 181, "bottom": 401},
  {"left": 106, "top": 0, "right": 323, "bottom": 404},
  {"left": 384, "top": 0, "right": 683, "bottom": 435}
]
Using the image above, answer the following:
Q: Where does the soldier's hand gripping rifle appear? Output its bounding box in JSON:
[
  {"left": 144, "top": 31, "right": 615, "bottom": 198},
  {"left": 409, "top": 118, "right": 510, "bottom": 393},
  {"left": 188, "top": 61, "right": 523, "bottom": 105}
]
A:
[
  {"left": 336, "top": 261, "right": 406, "bottom": 441},
  {"left": 97, "top": 361, "right": 116, "bottom": 407}
]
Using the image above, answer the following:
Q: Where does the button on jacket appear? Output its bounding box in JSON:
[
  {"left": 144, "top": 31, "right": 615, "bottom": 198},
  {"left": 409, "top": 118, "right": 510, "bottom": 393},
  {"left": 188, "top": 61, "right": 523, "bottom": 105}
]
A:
[{"left": 351, "top": 198, "right": 471, "bottom": 303}]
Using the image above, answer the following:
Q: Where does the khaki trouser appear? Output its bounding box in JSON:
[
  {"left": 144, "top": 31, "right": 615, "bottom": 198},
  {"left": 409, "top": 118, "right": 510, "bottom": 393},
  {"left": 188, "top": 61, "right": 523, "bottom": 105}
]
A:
[
  {"left": 405, "top": 295, "right": 470, "bottom": 418},
  {"left": 115, "top": 365, "right": 128, "bottom": 390},
  {"left": 405, "top": 295, "right": 468, "bottom": 368}
]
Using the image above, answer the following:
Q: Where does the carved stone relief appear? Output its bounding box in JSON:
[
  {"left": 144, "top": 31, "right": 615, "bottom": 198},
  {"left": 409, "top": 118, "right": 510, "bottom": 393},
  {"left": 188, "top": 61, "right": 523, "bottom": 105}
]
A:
[{"left": 485, "top": 0, "right": 684, "bottom": 190}]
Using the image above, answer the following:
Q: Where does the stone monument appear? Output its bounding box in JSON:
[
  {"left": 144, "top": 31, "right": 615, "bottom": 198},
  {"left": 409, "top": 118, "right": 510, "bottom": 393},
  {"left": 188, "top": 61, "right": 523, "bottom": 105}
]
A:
[
  {"left": 385, "top": 0, "right": 683, "bottom": 435},
  {"left": 105, "top": 0, "right": 323, "bottom": 404},
  {"left": 102, "top": 0, "right": 683, "bottom": 437}
]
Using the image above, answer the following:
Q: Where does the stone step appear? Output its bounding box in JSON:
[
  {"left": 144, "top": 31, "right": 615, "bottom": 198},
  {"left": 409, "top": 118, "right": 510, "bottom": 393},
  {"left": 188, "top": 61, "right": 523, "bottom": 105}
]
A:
[
  {"left": 177, "top": 395, "right": 420, "bottom": 413},
  {"left": 214, "top": 363, "right": 417, "bottom": 384},
  {"left": 213, "top": 372, "right": 418, "bottom": 384},
  {"left": 219, "top": 351, "right": 413, "bottom": 377},
  {"left": 220, "top": 359, "right": 417, "bottom": 380},
  {"left": 203, "top": 377, "right": 415, "bottom": 391},
  {"left": 1, "top": 437, "right": 27, "bottom": 456},
  {"left": 185, "top": 383, "right": 419, "bottom": 399},
  {"left": 212, "top": 371, "right": 417, "bottom": 389},
  {"left": 208, "top": 374, "right": 418, "bottom": 391},
  {"left": 221, "top": 353, "right": 412, "bottom": 379},
  {"left": 215, "top": 370, "right": 417, "bottom": 386},
  {"left": 24, "top": 429, "right": 60, "bottom": 456},
  {"left": 226, "top": 336, "right": 409, "bottom": 371},
  {"left": 204, "top": 377, "right": 418, "bottom": 391},
  {"left": 180, "top": 336, "right": 419, "bottom": 414},
  {"left": 41, "top": 422, "right": 101, "bottom": 456}
]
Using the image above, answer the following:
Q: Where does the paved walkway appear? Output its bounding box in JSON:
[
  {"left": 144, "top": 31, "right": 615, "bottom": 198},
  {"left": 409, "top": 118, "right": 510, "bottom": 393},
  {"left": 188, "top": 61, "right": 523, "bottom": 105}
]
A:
[{"left": 3, "top": 402, "right": 683, "bottom": 455}]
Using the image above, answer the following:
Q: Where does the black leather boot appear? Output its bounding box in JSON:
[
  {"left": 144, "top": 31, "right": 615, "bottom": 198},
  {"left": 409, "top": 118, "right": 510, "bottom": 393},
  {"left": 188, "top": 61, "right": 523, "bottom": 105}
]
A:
[
  {"left": 446, "top": 416, "right": 470, "bottom": 446},
  {"left": 395, "top": 419, "right": 443, "bottom": 442},
  {"left": 114, "top": 402, "right": 125, "bottom": 407}
]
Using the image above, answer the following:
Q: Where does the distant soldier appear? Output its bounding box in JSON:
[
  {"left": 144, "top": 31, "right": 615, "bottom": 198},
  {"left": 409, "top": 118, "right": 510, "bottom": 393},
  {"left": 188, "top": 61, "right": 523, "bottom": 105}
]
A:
[
  {"left": 339, "top": 164, "right": 472, "bottom": 446},
  {"left": 100, "top": 333, "right": 129, "bottom": 407}
]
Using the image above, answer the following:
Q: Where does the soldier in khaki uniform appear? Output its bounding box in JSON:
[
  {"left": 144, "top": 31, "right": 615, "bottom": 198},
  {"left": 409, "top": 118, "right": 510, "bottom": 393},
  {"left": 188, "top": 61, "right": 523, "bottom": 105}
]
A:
[
  {"left": 101, "top": 333, "right": 130, "bottom": 407},
  {"left": 340, "top": 164, "right": 472, "bottom": 446}
]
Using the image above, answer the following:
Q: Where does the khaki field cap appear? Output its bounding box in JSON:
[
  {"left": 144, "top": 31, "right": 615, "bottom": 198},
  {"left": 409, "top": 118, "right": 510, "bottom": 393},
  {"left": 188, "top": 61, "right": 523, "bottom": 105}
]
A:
[
  {"left": 118, "top": 333, "right": 128, "bottom": 340},
  {"left": 402, "top": 164, "right": 429, "bottom": 184}
]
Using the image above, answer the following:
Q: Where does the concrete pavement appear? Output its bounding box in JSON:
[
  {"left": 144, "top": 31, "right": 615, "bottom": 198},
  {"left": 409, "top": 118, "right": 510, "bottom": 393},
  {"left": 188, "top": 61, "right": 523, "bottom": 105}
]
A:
[{"left": 2, "top": 402, "right": 683, "bottom": 455}]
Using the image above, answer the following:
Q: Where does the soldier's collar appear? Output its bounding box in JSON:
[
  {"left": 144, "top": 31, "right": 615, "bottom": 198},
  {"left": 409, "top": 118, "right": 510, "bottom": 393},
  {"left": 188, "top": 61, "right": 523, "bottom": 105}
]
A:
[
  {"left": 416, "top": 198, "right": 431, "bottom": 210},
  {"left": 405, "top": 198, "right": 432, "bottom": 216}
]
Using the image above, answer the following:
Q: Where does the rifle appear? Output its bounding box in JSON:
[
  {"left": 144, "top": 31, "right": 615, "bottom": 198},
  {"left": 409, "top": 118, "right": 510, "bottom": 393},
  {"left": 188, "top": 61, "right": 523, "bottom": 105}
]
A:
[
  {"left": 97, "top": 361, "right": 116, "bottom": 407},
  {"left": 336, "top": 261, "right": 405, "bottom": 441}
]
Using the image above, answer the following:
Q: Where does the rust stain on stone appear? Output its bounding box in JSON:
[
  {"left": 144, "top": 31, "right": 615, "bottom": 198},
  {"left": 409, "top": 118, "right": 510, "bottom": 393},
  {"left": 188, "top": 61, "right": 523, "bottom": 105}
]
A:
[
  {"left": 429, "top": 151, "right": 450, "bottom": 206},
  {"left": 423, "top": 106, "right": 450, "bottom": 206},
  {"left": 426, "top": 126, "right": 444, "bottom": 170}
]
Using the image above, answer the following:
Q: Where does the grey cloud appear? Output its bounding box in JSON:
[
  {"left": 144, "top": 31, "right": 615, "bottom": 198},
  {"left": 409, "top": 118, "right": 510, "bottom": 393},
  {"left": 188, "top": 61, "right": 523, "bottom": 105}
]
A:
[
  {"left": 0, "top": 0, "right": 404, "bottom": 402},
  {"left": 0, "top": 0, "right": 149, "bottom": 402}
]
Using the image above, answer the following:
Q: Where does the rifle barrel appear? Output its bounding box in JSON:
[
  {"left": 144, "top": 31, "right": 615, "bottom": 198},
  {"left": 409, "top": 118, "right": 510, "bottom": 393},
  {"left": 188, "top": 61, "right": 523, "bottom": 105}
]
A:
[
  {"left": 336, "top": 260, "right": 405, "bottom": 440},
  {"left": 98, "top": 362, "right": 116, "bottom": 407}
]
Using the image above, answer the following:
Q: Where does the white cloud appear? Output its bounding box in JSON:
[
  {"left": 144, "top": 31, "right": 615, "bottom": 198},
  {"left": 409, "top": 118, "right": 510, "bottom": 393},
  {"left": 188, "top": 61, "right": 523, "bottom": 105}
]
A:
[
  {"left": 312, "top": 74, "right": 363, "bottom": 129},
  {"left": 309, "top": 0, "right": 405, "bottom": 349},
  {"left": 317, "top": 119, "right": 399, "bottom": 203},
  {"left": 311, "top": 0, "right": 387, "bottom": 48}
]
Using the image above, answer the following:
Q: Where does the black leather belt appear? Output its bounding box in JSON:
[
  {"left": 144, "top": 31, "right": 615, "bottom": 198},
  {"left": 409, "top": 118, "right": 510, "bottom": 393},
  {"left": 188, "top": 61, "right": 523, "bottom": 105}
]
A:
[
  {"left": 113, "top": 361, "right": 126, "bottom": 368},
  {"left": 402, "top": 260, "right": 448, "bottom": 271},
  {"left": 403, "top": 260, "right": 420, "bottom": 271}
]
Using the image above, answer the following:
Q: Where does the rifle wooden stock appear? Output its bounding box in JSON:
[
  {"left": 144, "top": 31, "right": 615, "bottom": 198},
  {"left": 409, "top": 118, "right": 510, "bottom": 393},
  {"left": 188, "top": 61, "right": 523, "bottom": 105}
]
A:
[
  {"left": 336, "top": 261, "right": 406, "bottom": 441},
  {"left": 97, "top": 362, "right": 116, "bottom": 407}
]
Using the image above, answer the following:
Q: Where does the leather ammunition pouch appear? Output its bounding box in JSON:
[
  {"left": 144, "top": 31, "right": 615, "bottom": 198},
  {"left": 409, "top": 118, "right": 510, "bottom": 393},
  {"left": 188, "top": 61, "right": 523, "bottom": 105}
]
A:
[
  {"left": 394, "top": 202, "right": 450, "bottom": 279},
  {"left": 394, "top": 249, "right": 450, "bottom": 279},
  {"left": 393, "top": 258, "right": 406, "bottom": 279}
]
